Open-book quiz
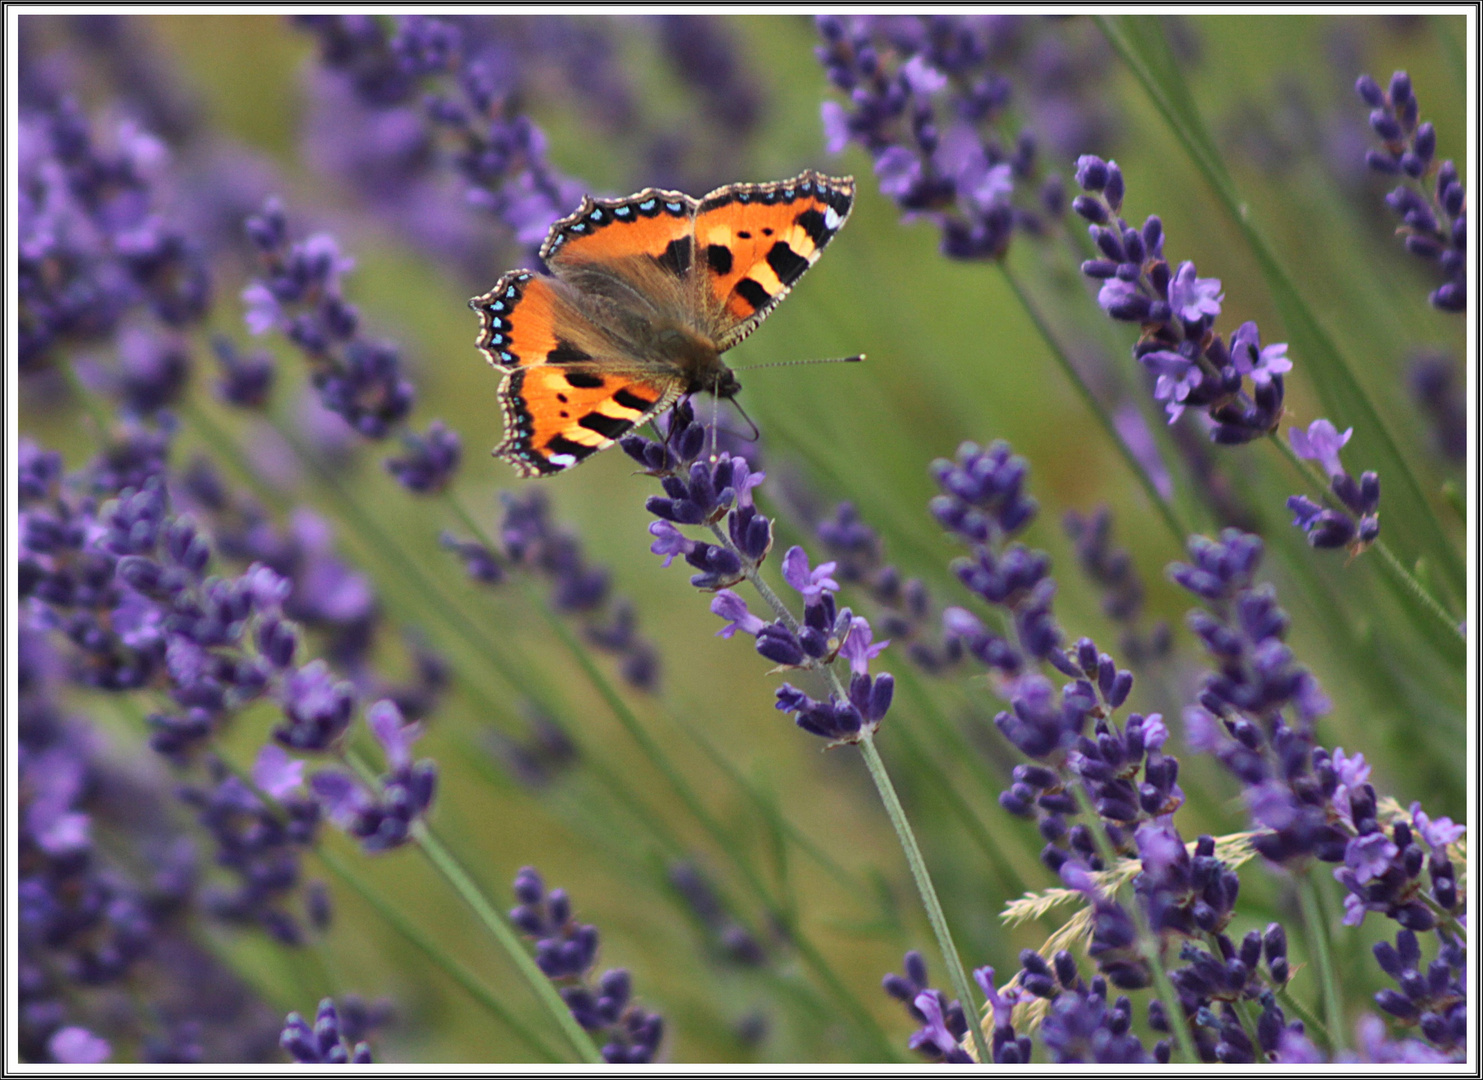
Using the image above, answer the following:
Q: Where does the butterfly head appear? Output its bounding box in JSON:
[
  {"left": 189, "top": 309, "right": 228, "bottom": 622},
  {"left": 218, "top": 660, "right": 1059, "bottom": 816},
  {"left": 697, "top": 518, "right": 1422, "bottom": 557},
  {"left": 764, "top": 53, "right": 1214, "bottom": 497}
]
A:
[{"left": 708, "top": 364, "right": 741, "bottom": 401}]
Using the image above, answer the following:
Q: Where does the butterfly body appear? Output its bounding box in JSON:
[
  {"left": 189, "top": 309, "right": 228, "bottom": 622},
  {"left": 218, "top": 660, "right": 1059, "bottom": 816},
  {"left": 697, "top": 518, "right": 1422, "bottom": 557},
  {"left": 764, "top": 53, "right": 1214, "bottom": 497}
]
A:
[{"left": 471, "top": 170, "right": 854, "bottom": 476}]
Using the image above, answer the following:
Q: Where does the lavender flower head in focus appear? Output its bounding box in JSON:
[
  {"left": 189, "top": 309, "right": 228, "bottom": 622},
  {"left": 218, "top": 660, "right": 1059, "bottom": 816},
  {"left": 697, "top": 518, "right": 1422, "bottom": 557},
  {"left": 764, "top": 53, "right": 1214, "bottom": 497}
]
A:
[{"left": 1074, "top": 156, "right": 1291, "bottom": 443}]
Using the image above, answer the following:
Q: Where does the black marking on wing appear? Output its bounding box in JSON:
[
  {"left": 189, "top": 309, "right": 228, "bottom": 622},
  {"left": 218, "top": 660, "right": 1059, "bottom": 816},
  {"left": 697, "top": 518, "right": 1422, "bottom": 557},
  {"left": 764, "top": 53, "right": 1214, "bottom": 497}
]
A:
[
  {"left": 766, "top": 241, "right": 809, "bottom": 285},
  {"left": 614, "top": 388, "right": 657, "bottom": 411},
  {"left": 734, "top": 277, "right": 770, "bottom": 312},
  {"left": 706, "top": 244, "right": 733, "bottom": 276},
  {"left": 564, "top": 371, "right": 606, "bottom": 389},
  {"left": 578, "top": 412, "right": 633, "bottom": 440},
  {"left": 547, "top": 434, "right": 597, "bottom": 461},
  {"left": 656, "top": 237, "right": 693, "bottom": 277},
  {"left": 795, "top": 208, "right": 829, "bottom": 245}
]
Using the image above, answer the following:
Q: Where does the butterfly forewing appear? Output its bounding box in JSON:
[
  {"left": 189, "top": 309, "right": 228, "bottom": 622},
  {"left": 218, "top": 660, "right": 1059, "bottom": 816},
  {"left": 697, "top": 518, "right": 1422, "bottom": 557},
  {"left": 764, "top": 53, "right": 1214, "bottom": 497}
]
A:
[
  {"left": 694, "top": 171, "right": 854, "bottom": 351},
  {"left": 541, "top": 188, "right": 699, "bottom": 272}
]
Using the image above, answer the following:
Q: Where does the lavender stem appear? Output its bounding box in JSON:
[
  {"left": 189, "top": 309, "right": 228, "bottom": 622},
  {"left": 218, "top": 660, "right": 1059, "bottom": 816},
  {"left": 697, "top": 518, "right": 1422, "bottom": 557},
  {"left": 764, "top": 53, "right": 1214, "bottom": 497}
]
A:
[{"left": 710, "top": 523, "right": 992, "bottom": 1063}]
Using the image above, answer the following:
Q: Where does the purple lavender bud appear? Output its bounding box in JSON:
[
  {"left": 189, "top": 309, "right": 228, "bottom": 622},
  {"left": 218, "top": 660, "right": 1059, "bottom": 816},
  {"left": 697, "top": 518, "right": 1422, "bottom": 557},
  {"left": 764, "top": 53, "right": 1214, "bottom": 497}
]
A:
[
  {"left": 756, "top": 624, "right": 806, "bottom": 667},
  {"left": 1355, "top": 74, "right": 1385, "bottom": 107},
  {"left": 255, "top": 616, "right": 298, "bottom": 669},
  {"left": 1103, "top": 162, "right": 1124, "bottom": 212},
  {"left": 1072, "top": 194, "right": 1110, "bottom": 224},
  {"left": 440, "top": 532, "right": 504, "bottom": 584},
  {"left": 385, "top": 420, "right": 461, "bottom": 494},
  {"left": 685, "top": 542, "right": 743, "bottom": 591},
  {"left": 1370, "top": 108, "right": 1404, "bottom": 142},
  {"left": 1075, "top": 154, "right": 1109, "bottom": 191}
]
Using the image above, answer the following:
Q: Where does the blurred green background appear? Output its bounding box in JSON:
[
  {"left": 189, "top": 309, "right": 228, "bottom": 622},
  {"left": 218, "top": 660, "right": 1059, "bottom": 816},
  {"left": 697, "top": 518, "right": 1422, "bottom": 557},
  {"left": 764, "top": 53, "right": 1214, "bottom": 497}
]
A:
[{"left": 19, "top": 13, "right": 1467, "bottom": 1063}]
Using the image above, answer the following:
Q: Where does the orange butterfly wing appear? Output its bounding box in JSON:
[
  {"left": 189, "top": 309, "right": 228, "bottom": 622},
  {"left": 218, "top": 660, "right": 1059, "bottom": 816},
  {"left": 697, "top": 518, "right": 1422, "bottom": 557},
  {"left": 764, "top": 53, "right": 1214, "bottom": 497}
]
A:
[
  {"left": 541, "top": 188, "right": 699, "bottom": 273},
  {"left": 471, "top": 270, "right": 681, "bottom": 477},
  {"left": 694, "top": 171, "right": 854, "bottom": 350},
  {"left": 496, "top": 364, "right": 679, "bottom": 477},
  {"left": 470, "top": 171, "right": 854, "bottom": 478}
]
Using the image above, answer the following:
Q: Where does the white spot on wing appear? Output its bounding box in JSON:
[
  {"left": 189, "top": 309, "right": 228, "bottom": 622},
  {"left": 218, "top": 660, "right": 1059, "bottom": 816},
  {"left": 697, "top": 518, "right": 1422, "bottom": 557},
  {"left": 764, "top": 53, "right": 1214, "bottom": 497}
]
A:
[
  {"left": 549, "top": 454, "right": 577, "bottom": 468},
  {"left": 823, "top": 206, "right": 842, "bottom": 230}
]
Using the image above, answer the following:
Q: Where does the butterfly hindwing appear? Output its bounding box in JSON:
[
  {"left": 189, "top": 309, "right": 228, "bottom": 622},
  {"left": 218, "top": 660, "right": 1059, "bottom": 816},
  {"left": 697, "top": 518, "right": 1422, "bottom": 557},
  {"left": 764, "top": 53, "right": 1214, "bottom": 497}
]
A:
[
  {"left": 695, "top": 171, "right": 854, "bottom": 350},
  {"left": 496, "top": 364, "right": 682, "bottom": 477}
]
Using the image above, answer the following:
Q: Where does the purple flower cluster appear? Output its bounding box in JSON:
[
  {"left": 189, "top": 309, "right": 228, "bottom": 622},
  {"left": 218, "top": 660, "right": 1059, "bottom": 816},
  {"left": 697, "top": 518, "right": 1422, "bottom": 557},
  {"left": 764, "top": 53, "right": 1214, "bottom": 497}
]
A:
[
  {"left": 1356, "top": 71, "right": 1466, "bottom": 312},
  {"left": 623, "top": 404, "right": 895, "bottom": 744},
  {"left": 1003, "top": 948, "right": 1155, "bottom": 1063},
  {"left": 815, "top": 14, "right": 1064, "bottom": 260},
  {"left": 309, "top": 700, "right": 438, "bottom": 854},
  {"left": 18, "top": 596, "right": 284, "bottom": 1062},
  {"left": 881, "top": 951, "right": 977, "bottom": 1063},
  {"left": 654, "top": 16, "right": 762, "bottom": 162},
  {"left": 280, "top": 997, "right": 381, "bottom": 1064},
  {"left": 296, "top": 15, "right": 584, "bottom": 257},
  {"left": 1286, "top": 419, "right": 1380, "bottom": 550},
  {"left": 177, "top": 464, "right": 385, "bottom": 673},
  {"left": 21, "top": 436, "right": 297, "bottom": 751},
  {"left": 241, "top": 197, "right": 415, "bottom": 439},
  {"left": 510, "top": 868, "right": 664, "bottom": 1063},
  {"left": 441, "top": 490, "right": 660, "bottom": 692},
  {"left": 921, "top": 438, "right": 1360, "bottom": 1063},
  {"left": 1075, "top": 156, "right": 1292, "bottom": 443},
  {"left": 385, "top": 419, "right": 462, "bottom": 495},
  {"left": 19, "top": 96, "right": 210, "bottom": 375},
  {"left": 1052, "top": 837, "right": 1308, "bottom": 1064},
  {"left": 930, "top": 439, "right": 1055, "bottom": 673},
  {"left": 1371, "top": 926, "right": 1466, "bottom": 1053},
  {"left": 178, "top": 751, "right": 324, "bottom": 944},
  {"left": 928, "top": 443, "right": 1184, "bottom": 872},
  {"left": 17, "top": 311, "right": 445, "bottom": 1054},
  {"left": 1408, "top": 352, "right": 1467, "bottom": 464},
  {"left": 1172, "top": 529, "right": 1465, "bottom": 1059}
]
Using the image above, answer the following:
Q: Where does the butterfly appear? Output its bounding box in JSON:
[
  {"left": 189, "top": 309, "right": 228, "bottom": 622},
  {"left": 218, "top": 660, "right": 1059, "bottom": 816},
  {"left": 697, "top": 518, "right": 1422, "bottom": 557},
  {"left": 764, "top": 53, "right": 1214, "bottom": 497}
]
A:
[{"left": 470, "top": 170, "right": 855, "bottom": 477}]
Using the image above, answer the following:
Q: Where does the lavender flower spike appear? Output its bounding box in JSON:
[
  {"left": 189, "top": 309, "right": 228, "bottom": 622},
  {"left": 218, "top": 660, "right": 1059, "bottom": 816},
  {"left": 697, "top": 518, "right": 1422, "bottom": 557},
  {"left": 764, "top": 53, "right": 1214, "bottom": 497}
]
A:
[{"left": 1286, "top": 419, "right": 1380, "bottom": 550}]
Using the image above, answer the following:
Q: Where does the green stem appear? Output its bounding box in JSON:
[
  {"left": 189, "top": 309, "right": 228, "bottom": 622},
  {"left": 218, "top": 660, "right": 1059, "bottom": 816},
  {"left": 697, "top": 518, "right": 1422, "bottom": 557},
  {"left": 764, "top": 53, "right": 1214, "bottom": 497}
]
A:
[
  {"left": 717, "top": 525, "right": 986, "bottom": 1059},
  {"left": 997, "top": 262, "right": 1193, "bottom": 549},
  {"left": 1224, "top": 972, "right": 1268, "bottom": 1063},
  {"left": 188, "top": 732, "right": 560, "bottom": 1059},
  {"left": 516, "top": 569, "right": 898, "bottom": 1060},
  {"left": 1275, "top": 984, "right": 1332, "bottom": 1056},
  {"left": 336, "top": 749, "right": 599, "bottom": 1062},
  {"left": 314, "top": 844, "right": 564, "bottom": 1063},
  {"left": 1371, "top": 538, "right": 1466, "bottom": 640},
  {"left": 411, "top": 817, "right": 603, "bottom": 1063},
  {"left": 884, "top": 701, "right": 1028, "bottom": 899},
  {"left": 856, "top": 732, "right": 991, "bottom": 1063},
  {"left": 1298, "top": 874, "right": 1345, "bottom": 1053}
]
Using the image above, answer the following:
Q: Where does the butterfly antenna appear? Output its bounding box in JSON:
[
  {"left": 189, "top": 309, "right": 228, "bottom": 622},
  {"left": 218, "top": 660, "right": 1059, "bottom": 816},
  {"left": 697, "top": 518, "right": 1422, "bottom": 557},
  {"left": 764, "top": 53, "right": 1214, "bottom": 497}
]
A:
[{"left": 731, "top": 353, "right": 865, "bottom": 372}]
